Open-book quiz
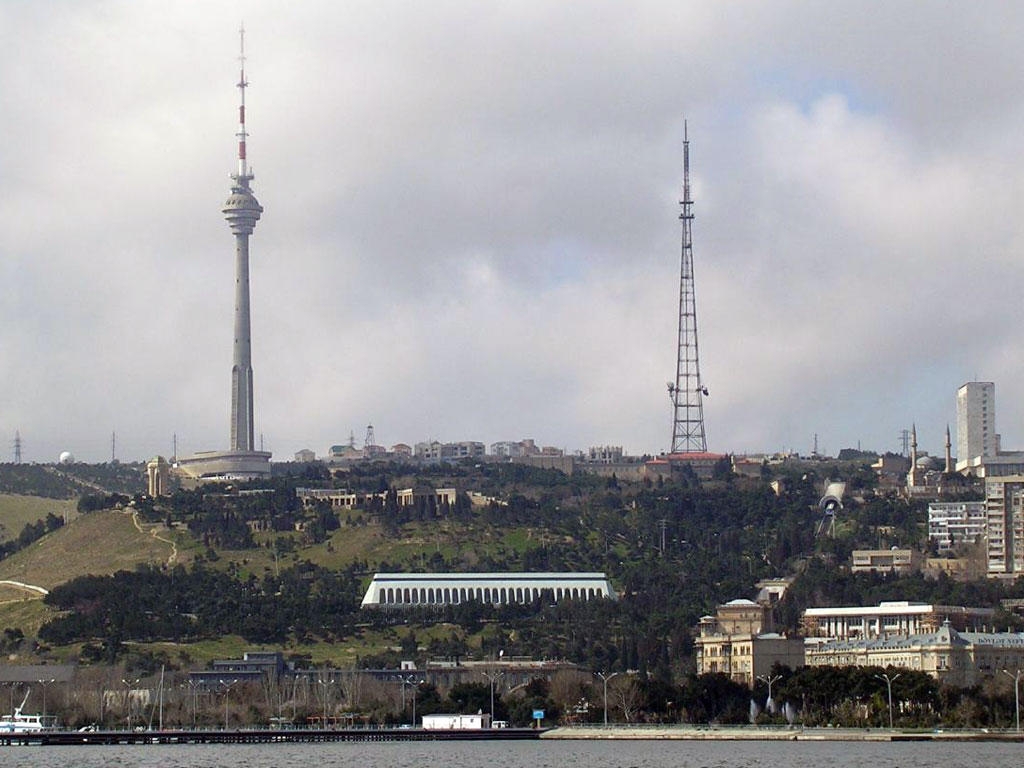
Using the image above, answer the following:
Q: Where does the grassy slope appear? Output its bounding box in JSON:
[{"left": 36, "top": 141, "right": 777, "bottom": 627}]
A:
[
  {"left": 0, "top": 510, "right": 186, "bottom": 590},
  {"left": 0, "top": 594, "right": 55, "bottom": 638},
  {"left": 223, "top": 516, "right": 553, "bottom": 582},
  {"left": 0, "top": 494, "right": 77, "bottom": 543},
  {"left": 0, "top": 505, "right": 547, "bottom": 666}
]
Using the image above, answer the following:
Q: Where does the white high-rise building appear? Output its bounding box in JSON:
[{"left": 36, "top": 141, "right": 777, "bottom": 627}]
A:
[
  {"left": 957, "top": 382, "right": 996, "bottom": 471},
  {"left": 984, "top": 475, "right": 1024, "bottom": 576},
  {"left": 927, "top": 501, "right": 987, "bottom": 553}
]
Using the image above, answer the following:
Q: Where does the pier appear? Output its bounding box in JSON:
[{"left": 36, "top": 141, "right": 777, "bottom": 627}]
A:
[{"left": 0, "top": 726, "right": 545, "bottom": 747}]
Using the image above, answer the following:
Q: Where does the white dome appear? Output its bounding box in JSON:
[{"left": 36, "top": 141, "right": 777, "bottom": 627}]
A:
[{"left": 58, "top": 451, "right": 74, "bottom": 464}]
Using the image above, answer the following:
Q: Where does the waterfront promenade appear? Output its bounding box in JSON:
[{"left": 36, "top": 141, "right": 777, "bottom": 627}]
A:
[
  {"left": 4, "top": 724, "right": 1023, "bottom": 747},
  {"left": 542, "top": 725, "right": 1024, "bottom": 741}
]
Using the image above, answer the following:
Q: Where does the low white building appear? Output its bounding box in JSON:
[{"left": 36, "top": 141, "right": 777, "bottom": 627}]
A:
[
  {"left": 422, "top": 713, "right": 491, "bottom": 730},
  {"left": 802, "top": 601, "right": 994, "bottom": 643}
]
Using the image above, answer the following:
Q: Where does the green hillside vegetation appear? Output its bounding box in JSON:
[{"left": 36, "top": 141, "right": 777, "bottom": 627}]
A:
[
  {"left": 0, "top": 494, "right": 76, "bottom": 542},
  {"left": 2, "top": 460, "right": 1018, "bottom": 680},
  {"left": 0, "top": 593, "right": 54, "bottom": 638},
  {"left": 8, "top": 459, "right": 1024, "bottom": 727},
  {"left": 0, "top": 509, "right": 186, "bottom": 590},
  {"left": 0, "top": 462, "right": 143, "bottom": 499}
]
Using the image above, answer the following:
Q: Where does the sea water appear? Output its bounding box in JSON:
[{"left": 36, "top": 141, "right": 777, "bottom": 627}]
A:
[{"left": 1, "top": 739, "right": 1021, "bottom": 768}]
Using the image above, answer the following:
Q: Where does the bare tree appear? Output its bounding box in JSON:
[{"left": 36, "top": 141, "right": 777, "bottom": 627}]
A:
[{"left": 610, "top": 675, "right": 643, "bottom": 723}]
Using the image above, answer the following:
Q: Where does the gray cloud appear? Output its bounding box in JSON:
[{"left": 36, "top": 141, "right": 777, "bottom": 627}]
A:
[{"left": 1, "top": 1, "right": 1022, "bottom": 462}]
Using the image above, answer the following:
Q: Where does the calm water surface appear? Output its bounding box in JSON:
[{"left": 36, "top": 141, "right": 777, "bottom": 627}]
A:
[{"left": 2, "top": 740, "right": 1022, "bottom": 768}]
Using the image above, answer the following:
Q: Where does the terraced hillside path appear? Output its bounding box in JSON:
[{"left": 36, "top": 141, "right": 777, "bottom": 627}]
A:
[{"left": 127, "top": 509, "right": 179, "bottom": 567}]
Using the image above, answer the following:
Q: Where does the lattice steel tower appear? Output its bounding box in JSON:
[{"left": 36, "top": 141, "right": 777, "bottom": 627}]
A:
[
  {"left": 224, "top": 26, "right": 264, "bottom": 453},
  {"left": 667, "top": 124, "right": 707, "bottom": 453}
]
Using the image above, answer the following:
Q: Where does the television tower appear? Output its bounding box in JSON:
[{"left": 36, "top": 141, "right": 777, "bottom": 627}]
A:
[
  {"left": 224, "top": 25, "right": 264, "bottom": 453},
  {"left": 667, "top": 124, "right": 708, "bottom": 454}
]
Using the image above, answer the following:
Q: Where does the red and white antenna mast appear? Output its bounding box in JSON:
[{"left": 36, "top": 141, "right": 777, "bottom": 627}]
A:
[{"left": 234, "top": 24, "right": 252, "bottom": 185}]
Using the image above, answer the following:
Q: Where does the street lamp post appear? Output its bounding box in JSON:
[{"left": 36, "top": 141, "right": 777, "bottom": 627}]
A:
[
  {"left": 186, "top": 680, "right": 201, "bottom": 728},
  {"left": 756, "top": 674, "right": 782, "bottom": 714},
  {"left": 121, "top": 678, "right": 140, "bottom": 731},
  {"left": 400, "top": 675, "right": 423, "bottom": 727},
  {"left": 596, "top": 672, "right": 620, "bottom": 726},
  {"left": 1002, "top": 669, "right": 1022, "bottom": 732},
  {"left": 412, "top": 679, "right": 422, "bottom": 727},
  {"left": 317, "top": 678, "right": 335, "bottom": 730},
  {"left": 36, "top": 678, "right": 55, "bottom": 720},
  {"left": 219, "top": 680, "right": 235, "bottom": 730},
  {"left": 874, "top": 673, "right": 900, "bottom": 730},
  {"left": 479, "top": 670, "right": 504, "bottom": 725}
]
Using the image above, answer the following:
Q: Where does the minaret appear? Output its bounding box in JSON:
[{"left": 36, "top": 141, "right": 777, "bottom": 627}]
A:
[
  {"left": 223, "top": 26, "right": 263, "bottom": 453},
  {"left": 907, "top": 423, "right": 919, "bottom": 489},
  {"left": 944, "top": 425, "right": 953, "bottom": 473},
  {"left": 668, "top": 123, "right": 708, "bottom": 454}
]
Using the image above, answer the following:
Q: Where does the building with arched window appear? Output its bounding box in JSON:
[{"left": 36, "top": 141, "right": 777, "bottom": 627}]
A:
[{"left": 360, "top": 572, "right": 615, "bottom": 608}]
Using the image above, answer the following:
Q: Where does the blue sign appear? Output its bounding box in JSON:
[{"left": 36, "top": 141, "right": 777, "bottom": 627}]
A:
[{"left": 532, "top": 709, "right": 545, "bottom": 720}]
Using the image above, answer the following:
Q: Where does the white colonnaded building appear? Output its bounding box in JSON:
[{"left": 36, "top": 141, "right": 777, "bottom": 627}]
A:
[{"left": 360, "top": 572, "right": 616, "bottom": 608}]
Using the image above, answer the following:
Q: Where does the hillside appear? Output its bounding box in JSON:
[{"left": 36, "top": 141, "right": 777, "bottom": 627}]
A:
[
  {"left": 0, "top": 493, "right": 77, "bottom": 543},
  {"left": 0, "top": 509, "right": 188, "bottom": 590},
  {"left": 1, "top": 458, "right": 1012, "bottom": 682}
]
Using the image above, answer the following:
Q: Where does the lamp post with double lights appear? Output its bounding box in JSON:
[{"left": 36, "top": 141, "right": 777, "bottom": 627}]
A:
[
  {"left": 36, "top": 678, "right": 55, "bottom": 721},
  {"left": 121, "top": 678, "right": 140, "bottom": 731},
  {"left": 756, "top": 674, "right": 782, "bottom": 715},
  {"left": 317, "top": 677, "right": 335, "bottom": 730},
  {"left": 874, "top": 672, "right": 900, "bottom": 730},
  {"left": 596, "top": 671, "right": 620, "bottom": 726},
  {"left": 219, "top": 679, "right": 235, "bottom": 730},
  {"left": 480, "top": 669, "right": 505, "bottom": 725},
  {"left": 400, "top": 675, "right": 423, "bottom": 727}
]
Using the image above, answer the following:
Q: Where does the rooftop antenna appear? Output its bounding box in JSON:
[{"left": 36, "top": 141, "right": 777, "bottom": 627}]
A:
[{"left": 667, "top": 121, "right": 708, "bottom": 454}]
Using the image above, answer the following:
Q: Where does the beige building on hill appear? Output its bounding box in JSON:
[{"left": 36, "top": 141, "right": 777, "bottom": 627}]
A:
[
  {"left": 695, "top": 599, "right": 804, "bottom": 686},
  {"left": 806, "top": 622, "right": 1024, "bottom": 686},
  {"left": 850, "top": 548, "right": 921, "bottom": 574}
]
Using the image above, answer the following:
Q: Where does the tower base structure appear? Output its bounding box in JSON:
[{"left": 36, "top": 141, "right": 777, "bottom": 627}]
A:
[
  {"left": 175, "top": 449, "right": 271, "bottom": 486},
  {"left": 646, "top": 451, "right": 728, "bottom": 481}
]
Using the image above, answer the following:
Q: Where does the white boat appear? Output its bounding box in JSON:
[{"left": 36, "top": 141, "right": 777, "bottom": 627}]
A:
[{"left": 0, "top": 690, "right": 57, "bottom": 733}]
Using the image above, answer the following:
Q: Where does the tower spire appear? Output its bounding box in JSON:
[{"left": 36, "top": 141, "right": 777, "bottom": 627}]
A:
[
  {"left": 668, "top": 122, "right": 708, "bottom": 454},
  {"left": 235, "top": 24, "right": 251, "bottom": 184}
]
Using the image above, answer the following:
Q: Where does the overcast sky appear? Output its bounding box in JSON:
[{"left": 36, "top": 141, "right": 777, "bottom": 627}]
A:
[{"left": 2, "top": 1, "right": 1023, "bottom": 463}]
